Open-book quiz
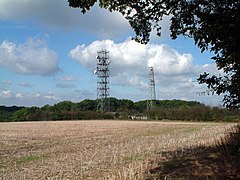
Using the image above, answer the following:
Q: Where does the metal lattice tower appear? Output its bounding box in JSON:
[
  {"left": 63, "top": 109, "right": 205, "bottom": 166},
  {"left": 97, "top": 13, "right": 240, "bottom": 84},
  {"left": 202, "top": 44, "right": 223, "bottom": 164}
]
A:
[
  {"left": 147, "top": 67, "right": 156, "bottom": 109},
  {"left": 95, "top": 50, "right": 110, "bottom": 112}
]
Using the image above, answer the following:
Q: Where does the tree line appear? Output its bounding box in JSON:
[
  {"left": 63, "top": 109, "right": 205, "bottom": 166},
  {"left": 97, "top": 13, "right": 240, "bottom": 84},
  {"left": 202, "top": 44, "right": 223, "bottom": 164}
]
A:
[{"left": 0, "top": 98, "right": 239, "bottom": 122}]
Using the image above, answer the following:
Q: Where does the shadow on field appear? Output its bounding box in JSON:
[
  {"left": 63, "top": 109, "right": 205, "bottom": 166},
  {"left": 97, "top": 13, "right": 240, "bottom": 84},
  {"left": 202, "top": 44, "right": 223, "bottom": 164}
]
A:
[{"left": 145, "top": 126, "right": 240, "bottom": 180}]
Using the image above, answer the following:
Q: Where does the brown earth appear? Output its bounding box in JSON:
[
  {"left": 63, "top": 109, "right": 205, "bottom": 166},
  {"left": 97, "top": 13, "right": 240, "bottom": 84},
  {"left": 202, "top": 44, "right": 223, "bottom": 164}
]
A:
[{"left": 0, "top": 120, "right": 236, "bottom": 179}]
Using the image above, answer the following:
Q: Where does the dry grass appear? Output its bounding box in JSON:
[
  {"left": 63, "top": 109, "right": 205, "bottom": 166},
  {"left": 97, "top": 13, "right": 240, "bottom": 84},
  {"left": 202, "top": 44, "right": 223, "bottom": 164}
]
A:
[
  {"left": 0, "top": 120, "right": 236, "bottom": 179},
  {"left": 146, "top": 125, "right": 240, "bottom": 179}
]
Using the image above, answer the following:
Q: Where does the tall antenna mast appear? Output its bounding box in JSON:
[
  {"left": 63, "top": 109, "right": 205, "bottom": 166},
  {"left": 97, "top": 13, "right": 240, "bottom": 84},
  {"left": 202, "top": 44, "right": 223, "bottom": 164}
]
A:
[
  {"left": 95, "top": 50, "right": 110, "bottom": 112},
  {"left": 147, "top": 67, "right": 156, "bottom": 109}
]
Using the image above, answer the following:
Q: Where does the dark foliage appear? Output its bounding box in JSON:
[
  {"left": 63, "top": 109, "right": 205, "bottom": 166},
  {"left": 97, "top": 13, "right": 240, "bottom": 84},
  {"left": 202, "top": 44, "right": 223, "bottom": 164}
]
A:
[
  {"left": 1, "top": 98, "right": 239, "bottom": 122},
  {"left": 218, "top": 125, "right": 240, "bottom": 157},
  {"left": 0, "top": 106, "right": 24, "bottom": 121}
]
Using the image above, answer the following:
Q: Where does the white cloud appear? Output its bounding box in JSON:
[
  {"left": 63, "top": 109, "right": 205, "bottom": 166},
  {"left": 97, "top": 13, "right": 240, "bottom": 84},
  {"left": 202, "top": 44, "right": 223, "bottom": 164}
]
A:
[
  {"left": 0, "top": 0, "right": 131, "bottom": 37},
  {"left": 0, "top": 90, "right": 13, "bottom": 98},
  {"left": 112, "top": 73, "right": 147, "bottom": 90},
  {"left": 0, "top": 90, "right": 62, "bottom": 107},
  {"left": 0, "top": 38, "right": 60, "bottom": 75},
  {"left": 32, "top": 93, "right": 41, "bottom": 98},
  {"left": 198, "top": 63, "right": 223, "bottom": 76},
  {"left": 15, "top": 93, "right": 24, "bottom": 99},
  {"left": 69, "top": 39, "right": 195, "bottom": 84},
  {"left": 26, "top": 92, "right": 59, "bottom": 103},
  {"left": 70, "top": 39, "right": 194, "bottom": 75},
  {"left": 147, "top": 45, "right": 193, "bottom": 76},
  {"left": 44, "top": 92, "right": 58, "bottom": 100},
  {"left": 150, "top": 15, "right": 172, "bottom": 40}
]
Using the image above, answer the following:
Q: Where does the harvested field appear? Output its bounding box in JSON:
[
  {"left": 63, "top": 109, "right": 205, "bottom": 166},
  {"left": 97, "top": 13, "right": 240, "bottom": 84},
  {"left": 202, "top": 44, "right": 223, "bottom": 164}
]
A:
[{"left": 0, "top": 120, "right": 236, "bottom": 179}]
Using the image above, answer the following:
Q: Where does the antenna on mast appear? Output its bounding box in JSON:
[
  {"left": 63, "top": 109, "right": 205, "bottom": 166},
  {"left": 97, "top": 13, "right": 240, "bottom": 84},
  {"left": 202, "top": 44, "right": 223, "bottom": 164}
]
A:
[
  {"left": 94, "top": 50, "right": 110, "bottom": 112},
  {"left": 147, "top": 67, "right": 156, "bottom": 110}
]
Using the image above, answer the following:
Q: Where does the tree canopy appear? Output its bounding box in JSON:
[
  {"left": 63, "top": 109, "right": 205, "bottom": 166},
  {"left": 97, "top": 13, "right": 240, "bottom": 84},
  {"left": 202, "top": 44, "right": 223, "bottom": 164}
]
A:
[
  {"left": 68, "top": 0, "right": 240, "bottom": 108},
  {"left": 1, "top": 99, "right": 239, "bottom": 122}
]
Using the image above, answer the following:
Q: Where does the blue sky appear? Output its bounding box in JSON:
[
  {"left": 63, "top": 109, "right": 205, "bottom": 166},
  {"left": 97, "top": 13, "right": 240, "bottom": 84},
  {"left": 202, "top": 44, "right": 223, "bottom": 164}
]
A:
[{"left": 0, "top": 0, "right": 223, "bottom": 107}]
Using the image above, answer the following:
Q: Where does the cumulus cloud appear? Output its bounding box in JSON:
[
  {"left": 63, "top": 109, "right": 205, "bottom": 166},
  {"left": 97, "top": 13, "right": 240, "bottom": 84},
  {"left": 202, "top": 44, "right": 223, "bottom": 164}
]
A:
[
  {"left": 112, "top": 73, "right": 148, "bottom": 90},
  {"left": 70, "top": 39, "right": 194, "bottom": 75},
  {"left": 0, "top": 38, "right": 60, "bottom": 75},
  {"left": 31, "top": 93, "right": 41, "bottom": 99},
  {"left": 0, "top": 90, "right": 61, "bottom": 107},
  {"left": 0, "top": 0, "right": 131, "bottom": 37},
  {"left": 43, "top": 92, "right": 58, "bottom": 101},
  {"left": 0, "top": 90, "right": 13, "bottom": 98},
  {"left": 69, "top": 39, "right": 195, "bottom": 88},
  {"left": 15, "top": 93, "right": 24, "bottom": 99}
]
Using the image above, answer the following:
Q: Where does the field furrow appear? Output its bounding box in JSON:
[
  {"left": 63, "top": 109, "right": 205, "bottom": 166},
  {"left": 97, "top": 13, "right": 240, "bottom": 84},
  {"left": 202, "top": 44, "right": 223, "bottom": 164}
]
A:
[{"left": 0, "top": 120, "right": 235, "bottom": 179}]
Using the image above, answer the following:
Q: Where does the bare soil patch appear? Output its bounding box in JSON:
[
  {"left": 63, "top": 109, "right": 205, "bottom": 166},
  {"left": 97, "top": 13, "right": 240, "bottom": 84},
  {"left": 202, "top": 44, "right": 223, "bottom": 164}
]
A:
[{"left": 0, "top": 120, "right": 236, "bottom": 179}]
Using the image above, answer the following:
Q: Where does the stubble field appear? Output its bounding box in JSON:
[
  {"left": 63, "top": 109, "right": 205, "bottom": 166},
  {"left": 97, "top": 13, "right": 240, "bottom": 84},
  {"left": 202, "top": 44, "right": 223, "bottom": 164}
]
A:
[{"left": 0, "top": 120, "right": 236, "bottom": 179}]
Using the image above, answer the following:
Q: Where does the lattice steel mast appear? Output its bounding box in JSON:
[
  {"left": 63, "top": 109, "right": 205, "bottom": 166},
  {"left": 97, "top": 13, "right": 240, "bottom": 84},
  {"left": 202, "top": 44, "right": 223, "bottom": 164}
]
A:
[
  {"left": 95, "top": 50, "right": 110, "bottom": 112},
  {"left": 147, "top": 67, "right": 156, "bottom": 109}
]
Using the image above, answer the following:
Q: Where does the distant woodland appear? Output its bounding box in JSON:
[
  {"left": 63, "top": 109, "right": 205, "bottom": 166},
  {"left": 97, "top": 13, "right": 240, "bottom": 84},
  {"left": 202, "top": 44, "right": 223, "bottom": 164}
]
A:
[{"left": 0, "top": 98, "right": 239, "bottom": 122}]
